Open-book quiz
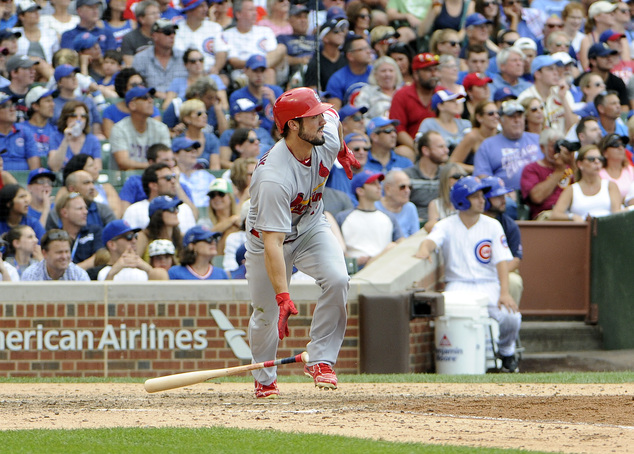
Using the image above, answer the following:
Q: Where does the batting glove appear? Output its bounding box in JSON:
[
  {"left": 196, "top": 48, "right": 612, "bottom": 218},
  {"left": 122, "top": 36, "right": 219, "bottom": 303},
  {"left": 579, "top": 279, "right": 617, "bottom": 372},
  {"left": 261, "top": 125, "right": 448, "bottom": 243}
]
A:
[
  {"left": 276, "top": 292, "right": 298, "bottom": 340},
  {"left": 337, "top": 141, "right": 362, "bottom": 180}
]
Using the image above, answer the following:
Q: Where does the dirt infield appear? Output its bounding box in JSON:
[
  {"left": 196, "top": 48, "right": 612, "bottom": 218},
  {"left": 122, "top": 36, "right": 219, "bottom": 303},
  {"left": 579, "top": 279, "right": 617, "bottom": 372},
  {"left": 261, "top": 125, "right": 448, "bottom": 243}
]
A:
[{"left": 1, "top": 382, "right": 633, "bottom": 453}]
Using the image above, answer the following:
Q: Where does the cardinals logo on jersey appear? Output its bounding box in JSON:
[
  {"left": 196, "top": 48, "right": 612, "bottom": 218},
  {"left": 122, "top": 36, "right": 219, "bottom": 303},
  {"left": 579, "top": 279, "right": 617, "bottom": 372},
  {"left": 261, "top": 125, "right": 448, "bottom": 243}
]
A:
[
  {"left": 474, "top": 239, "right": 492, "bottom": 264},
  {"left": 318, "top": 161, "right": 329, "bottom": 178},
  {"left": 290, "top": 193, "right": 309, "bottom": 215}
]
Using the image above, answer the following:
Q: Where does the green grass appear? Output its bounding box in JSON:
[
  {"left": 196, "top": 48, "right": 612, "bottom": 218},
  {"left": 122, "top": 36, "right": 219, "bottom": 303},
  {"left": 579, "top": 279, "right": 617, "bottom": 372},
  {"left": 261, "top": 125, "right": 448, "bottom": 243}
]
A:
[
  {"left": 0, "top": 427, "right": 551, "bottom": 454},
  {"left": 1, "top": 371, "right": 632, "bottom": 385}
]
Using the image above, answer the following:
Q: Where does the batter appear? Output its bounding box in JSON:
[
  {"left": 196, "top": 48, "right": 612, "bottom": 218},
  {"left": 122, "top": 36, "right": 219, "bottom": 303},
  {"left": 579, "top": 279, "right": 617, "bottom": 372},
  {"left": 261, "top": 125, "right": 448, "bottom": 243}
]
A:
[{"left": 245, "top": 87, "right": 360, "bottom": 398}]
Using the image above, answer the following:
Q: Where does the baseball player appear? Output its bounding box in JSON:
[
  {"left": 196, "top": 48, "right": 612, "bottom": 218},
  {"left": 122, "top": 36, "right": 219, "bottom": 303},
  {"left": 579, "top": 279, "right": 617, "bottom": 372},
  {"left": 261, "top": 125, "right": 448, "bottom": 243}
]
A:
[
  {"left": 415, "top": 176, "right": 522, "bottom": 372},
  {"left": 245, "top": 87, "right": 361, "bottom": 398}
]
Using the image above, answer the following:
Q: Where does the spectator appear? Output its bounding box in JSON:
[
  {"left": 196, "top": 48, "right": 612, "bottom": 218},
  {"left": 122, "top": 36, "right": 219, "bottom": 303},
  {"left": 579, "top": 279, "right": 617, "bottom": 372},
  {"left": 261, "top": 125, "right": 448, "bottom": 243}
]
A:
[
  {"left": 51, "top": 64, "right": 102, "bottom": 137},
  {"left": 337, "top": 170, "right": 402, "bottom": 268},
  {"left": 61, "top": 153, "right": 122, "bottom": 218},
  {"left": 575, "top": 116, "right": 603, "bottom": 147},
  {"left": 48, "top": 100, "right": 102, "bottom": 172},
  {"left": 259, "top": 0, "right": 292, "bottom": 36},
  {"left": 348, "top": 3, "right": 373, "bottom": 41},
  {"left": 14, "top": 0, "right": 58, "bottom": 75},
  {"left": 230, "top": 243, "right": 247, "bottom": 279},
  {"left": 223, "top": 0, "right": 286, "bottom": 85},
  {"left": 102, "top": 0, "right": 134, "bottom": 50},
  {"left": 404, "top": 131, "right": 449, "bottom": 223},
  {"left": 46, "top": 170, "right": 116, "bottom": 230},
  {"left": 22, "top": 229, "right": 90, "bottom": 281},
  {"left": 56, "top": 190, "right": 103, "bottom": 268},
  {"left": 355, "top": 56, "right": 403, "bottom": 120},
  {"left": 218, "top": 98, "right": 275, "bottom": 168},
  {"left": 416, "top": 176, "right": 521, "bottom": 372},
  {"left": 386, "top": 0, "right": 425, "bottom": 43},
  {"left": 482, "top": 176, "right": 524, "bottom": 306},
  {"left": 22, "top": 86, "right": 57, "bottom": 161},
  {"left": 60, "top": 0, "right": 117, "bottom": 53},
  {"left": 277, "top": 3, "right": 316, "bottom": 80},
  {"left": 304, "top": 16, "right": 348, "bottom": 91},
  {"left": 475, "top": 0, "right": 504, "bottom": 42},
  {"left": 120, "top": 0, "right": 159, "bottom": 66},
  {"left": 0, "top": 0, "right": 17, "bottom": 29},
  {"left": 169, "top": 226, "right": 227, "bottom": 280},
  {"left": 1, "top": 224, "right": 40, "bottom": 276},
  {"left": 326, "top": 132, "right": 369, "bottom": 198},
  {"left": 225, "top": 128, "right": 261, "bottom": 169},
  {"left": 551, "top": 145, "right": 621, "bottom": 220},
  {"left": 210, "top": 0, "right": 232, "bottom": 28},
  {"left": 451, "top": 100, "right": 500, "bottom": 172},
  {"left": 230, "top": 157, "right": 257, "bottom": 207},
  {"left": 462, "top": 72, "right": 493, "bottom": 121},
  {"left": 459, "top": 44, "right": 494, "bottom": 83},
  {"left": 365, "top": 117, "right": 413, "bottom": 174},
  {"left": 386, "top": 42, "right": 414, "bottom": 86},
  {"left": 326, "top": 34, "right": 373, "bottom": 110},
  {"left": 177, "top": 98, "right": 220, "bottom": 170},
  {"left": 520, "top": 96, "right": 546, "bottom": 136},
  {"left": 573, "top": 73, "right": 605, "bottom": 118},
  {"left": 601, "top": 29, "right": 634, "bottom": 95},
  {"left": 474, "top": 100, "right": 542, "bottom": 191},
  {"left": 578, "top": 1, "right": 618, "bottom": 71},
  {"left": 0, "top": 149, "right": 18, "bottom": 187},
  {"left": 577, "top": 43, "right": 629, "bottom": 110},
  {"left": 172, "top": 137, "right": 215, "bottom": 208},
  {"left": 598, "top": 133, "right": 633, "bottom": 203},
  {"left": 594, "top": 91, "right": 629, "bottom": 137},
  {"left": 39, "top": 0, "right": 80, "bottom": 38},
  {"left": 204, "top": 178, "right": 239, "bottom": 255},
  {"left": 101, "top": 69, "right": 150, "bottom": 139},
  {"left": 26, "top": 167, "right": 55, "bottom": 228},
  {"left": 424, "top": 163, "right": 468, "bottom": 232},
  {"left": 229, "top": 54, "right": 283, "bottom": 134},
  {"left": 339, "top": 104, "right": 367, "bottom": 136},
  {"left": 136, "top": 195, "right": 182, "bottom": 261},
  {"left": 461, "top": 13, "right": 497, "bottom": 58},
  {"left": 389, "top": 52, "right": 439, "bottom": 151},
  {"left": 1, "top": 54, "right": 38, "bottom": 121},
  {"left": 72, "top": 31, "right": 106, "bottom": 86},
  {"left": 222, "top": 199, "right": 249, "bottom": 276},
  {"left": 98, "top": 219, "right": 168, "bottom": 280},
  {"left": 436, "top": 55, "right": 463, "bottom": 96},
  {"left": 118, "top": 143, "right": 195, "bottom": 211},
  {"left": 561, "top": 2, "right": 586, "bottom": 56},
  {"left": 164, "top": 49, "right": 228, "bottom": 116},
  {"left": 517, "top": 55, "right": 577, "bottom": 134},
  {"left": 429, "top": 29, "right": 462, "bottom": 61},
  {"left": 0, "top": 237, "right": 18, "bottom": 281},
  {"left": 122, "top": 163, "right": 197, "bottom": 232},
  {"left": 132, "top": 19, "right": 187, "bottom": 99},
  {"left": 417, "top": 89, "right": 470, "bottom": 153},
  {"left": 375, "top": 169, "right": 419, "bottom": 237},
  {"left": 173, "top": 0, "right": 228, "bottom": 76},
  {"left": 147, "top": 238, "right": 176, "bottom": 271},
  {"left": 500, "top": 0, "right": 546, "bottom": 43},
  {"left": 110, "top": 86, "right": 171, "bottom": 170},
  {"left": 0, "top": 184, "right": 46, "bottom": 240},
  {"left": 490, "top": 47, "right": 532, "bottom": 98}
]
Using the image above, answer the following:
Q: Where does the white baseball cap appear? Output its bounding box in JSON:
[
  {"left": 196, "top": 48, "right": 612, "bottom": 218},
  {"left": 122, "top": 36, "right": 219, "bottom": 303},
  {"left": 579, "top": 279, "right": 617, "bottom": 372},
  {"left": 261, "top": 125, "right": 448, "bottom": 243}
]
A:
[
  {"left": 588, "top": 1, "right": 618, "bottom": 19},
  {"left": 25, "top": 86, "right": 55, "bottom": 109},
  {"left": 148, "top": 239, "right": 176, "bottom": 257}
]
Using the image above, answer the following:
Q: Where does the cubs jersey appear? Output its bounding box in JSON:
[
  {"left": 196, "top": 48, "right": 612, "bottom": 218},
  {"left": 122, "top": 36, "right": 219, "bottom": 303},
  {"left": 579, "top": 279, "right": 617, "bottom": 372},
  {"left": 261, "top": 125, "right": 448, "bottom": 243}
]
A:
[
  {"left": 246, "top": 109, "right": 340, "bottom": 250},
  {"left": 427, "top": 214, "right": 512, "bottom": 283}
]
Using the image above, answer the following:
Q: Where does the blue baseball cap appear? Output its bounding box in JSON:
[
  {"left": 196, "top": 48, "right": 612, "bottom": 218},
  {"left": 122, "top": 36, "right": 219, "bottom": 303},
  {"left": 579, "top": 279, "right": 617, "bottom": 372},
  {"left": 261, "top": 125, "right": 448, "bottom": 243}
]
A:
[
  {"left": 0, "top": 92, "right": 18, "bottom": 107},
  {"left": 181, "top": 0, "right": 205, "bottom": 13},
  {"left": 327, "top": 6, "right": 347, "bottom": 21},
  {"left": 125, "top": 86, "right": 156, "bottom": 105},
  {"left": 493, "top": 87, "right": 517, "bottom": 102},
  {"left": 172, "top": 137, "right": 201, "bottom": 153},
  {"left": 102, "top": 220, "right": 141, "bottom": 244},
  {"left": 599, "top": 29, "right": 626, "bottom": 43},
  {"left": 351, "top": 170, "right": 384, "bottom": 196},
  {"left": 431, "top": 89, "right": 465, "bottom": 111},
  {"left": 0, "top": 30, "right": 21, "bottom": 41},
  {"left": 148, "top": 195, "right": 182, "bottom": 217},
  {"left": 339, "top": 104, "right": 368, "bottom": 121},
  {"left": 465, "top": 13, "right": 491, "bottom": 28},
  {"left": 230, "top": 98, "right": 259, "bottom": 116},
  {"left": 27, "top": 168, "right": 56, "bottom": 185},
  {"left": 366, "top": 117, "right": 399, "bottom": 135},
  {"left": 530, "top": 55, "right": 563, "bottom": 74},
  {"left": 588, "top": 42, "right": 619, "bottom": 59},
  {"left": 245, "top": 54, "right": 267, "bottom": 70},
  {"left": 72, "top": 32, "right": 99, "bottom": 52},
  {"left": 182, "top": 225, "right": 221, "bottom": 247},
  {"left": 344, "top": 132, "right": 369, "bottom": 145},
  {"left": 54, "top": 64, "right": 80, "bottom": 82}
]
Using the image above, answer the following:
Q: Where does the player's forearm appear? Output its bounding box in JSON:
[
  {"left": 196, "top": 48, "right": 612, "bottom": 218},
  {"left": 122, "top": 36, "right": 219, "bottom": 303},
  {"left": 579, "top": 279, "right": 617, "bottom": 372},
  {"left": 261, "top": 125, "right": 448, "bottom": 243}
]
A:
[
  {"left": 497, "top": 261, "right": 511, "bottom": 295},
  {"left": 262, "top": 231, "right": 289, "bottom": 294}
]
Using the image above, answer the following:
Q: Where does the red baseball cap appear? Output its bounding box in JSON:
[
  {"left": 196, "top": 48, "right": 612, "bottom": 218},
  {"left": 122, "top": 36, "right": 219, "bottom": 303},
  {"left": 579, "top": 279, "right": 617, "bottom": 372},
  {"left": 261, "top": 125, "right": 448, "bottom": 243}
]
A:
[
  {"left": 412, "top": 53, "right": 439, "bottom": 71},
  {"left": 462, "top": 72, "right": 493, "bottom": 91}
]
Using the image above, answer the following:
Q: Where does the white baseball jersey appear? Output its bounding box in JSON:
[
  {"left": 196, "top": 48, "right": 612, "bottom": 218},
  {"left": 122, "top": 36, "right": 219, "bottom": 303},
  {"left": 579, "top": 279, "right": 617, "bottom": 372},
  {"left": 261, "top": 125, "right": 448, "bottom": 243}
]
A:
[
  {"left": 173, "top": 19, "right": 228, "bottom": 72},
  {"left": 221, "top": 25, "right": 278, "bottom": 62},
  {"left": 427, "top": 214, "right": 512, "bottom": 284},
  {"left": 246, "top": 108, "right": 340, "bottom": 250}
]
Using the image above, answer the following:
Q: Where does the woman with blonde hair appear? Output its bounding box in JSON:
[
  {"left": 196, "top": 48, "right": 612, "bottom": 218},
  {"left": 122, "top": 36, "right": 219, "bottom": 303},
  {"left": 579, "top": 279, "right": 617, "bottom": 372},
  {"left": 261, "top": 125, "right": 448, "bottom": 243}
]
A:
[
  {"left": 551, "top": 145, "right": 622, "bottom": 221},
  {"left": 436, "top": 54, "right": 464, "bottom": 95},
  {"left": 598, "top": 133, "right": 633, "bottom": 202},
  {"left": 230, "top": 157, "right": 257, "bottom": 206},
  {"left": 520, "top": 97, "right": 545, "bottom": 135},
  {"left": 355, "top": 56, "right": 403, "bottom": 119},
  {"left": 205, "top": 179, "right": 240, "bottom": 255},
  {"left": 178, "top": 98, "right": 221, "bottom": 170},
  {"left": 424, "top": 164, "right": 469, "bottom": 232},
  {"left": 429, "top": 29, "right": 462, "bottom": 60},
  {"left": 259, "top": 0, "right": 292, "bottom": 36}
]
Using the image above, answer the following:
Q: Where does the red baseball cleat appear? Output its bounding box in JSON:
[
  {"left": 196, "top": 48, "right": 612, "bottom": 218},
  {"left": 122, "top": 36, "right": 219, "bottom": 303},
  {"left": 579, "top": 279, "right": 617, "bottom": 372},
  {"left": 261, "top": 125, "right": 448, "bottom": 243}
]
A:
[
  {"left": 304, "top": 363, "right": 338, "bottom": 389},
  {"left": 254, "top": 379, "right": 279, "bottom": 398}
]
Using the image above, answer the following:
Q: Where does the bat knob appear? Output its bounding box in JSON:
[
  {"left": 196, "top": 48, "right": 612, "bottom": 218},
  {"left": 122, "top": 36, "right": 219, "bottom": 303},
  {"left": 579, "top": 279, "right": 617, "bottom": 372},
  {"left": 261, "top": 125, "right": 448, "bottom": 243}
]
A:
[{"left": 300, "top": 351, "right": 309, "bottom": 363}]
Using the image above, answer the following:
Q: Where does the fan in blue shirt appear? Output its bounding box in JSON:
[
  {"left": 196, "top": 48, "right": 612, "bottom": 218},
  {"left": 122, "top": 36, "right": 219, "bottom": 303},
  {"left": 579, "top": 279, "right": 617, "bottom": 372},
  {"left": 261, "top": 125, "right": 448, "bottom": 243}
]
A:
[{"left": 168, "top": 226, "right": 228, "bottom": 280}]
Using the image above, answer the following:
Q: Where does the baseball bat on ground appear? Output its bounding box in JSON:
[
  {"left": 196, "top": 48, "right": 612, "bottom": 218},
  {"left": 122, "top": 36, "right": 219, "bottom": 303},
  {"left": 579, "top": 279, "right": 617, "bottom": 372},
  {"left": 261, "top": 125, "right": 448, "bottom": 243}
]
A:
[{"left": 144, "top": 351, "right": 309, "bottom": 393}]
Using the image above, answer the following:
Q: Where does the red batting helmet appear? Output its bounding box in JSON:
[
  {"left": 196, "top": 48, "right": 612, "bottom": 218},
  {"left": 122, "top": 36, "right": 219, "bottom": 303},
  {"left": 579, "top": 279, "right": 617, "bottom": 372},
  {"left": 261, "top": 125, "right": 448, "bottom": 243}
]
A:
[{"left": 273, "top": 87, "right": 333, "bottom": 132}]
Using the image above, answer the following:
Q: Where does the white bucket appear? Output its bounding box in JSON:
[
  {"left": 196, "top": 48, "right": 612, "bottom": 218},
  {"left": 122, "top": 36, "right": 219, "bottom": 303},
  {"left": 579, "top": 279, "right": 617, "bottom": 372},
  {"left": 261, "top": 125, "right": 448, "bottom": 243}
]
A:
[{"left": 435, "top": 291, "right": 489, "bottom": 375}]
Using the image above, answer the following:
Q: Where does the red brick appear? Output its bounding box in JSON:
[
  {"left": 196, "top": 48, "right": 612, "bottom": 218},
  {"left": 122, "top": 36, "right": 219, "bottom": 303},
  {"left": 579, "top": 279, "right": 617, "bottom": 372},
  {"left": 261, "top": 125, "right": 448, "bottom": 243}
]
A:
[{"left": 0, "top": 320, "right": 16, "bottom": 328}]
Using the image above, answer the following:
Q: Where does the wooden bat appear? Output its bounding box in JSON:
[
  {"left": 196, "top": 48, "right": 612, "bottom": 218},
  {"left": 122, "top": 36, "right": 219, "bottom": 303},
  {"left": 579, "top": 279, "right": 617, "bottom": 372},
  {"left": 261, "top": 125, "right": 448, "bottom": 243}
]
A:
[{"left": 144, "top": 351, "right": 309, "bottom": 393}]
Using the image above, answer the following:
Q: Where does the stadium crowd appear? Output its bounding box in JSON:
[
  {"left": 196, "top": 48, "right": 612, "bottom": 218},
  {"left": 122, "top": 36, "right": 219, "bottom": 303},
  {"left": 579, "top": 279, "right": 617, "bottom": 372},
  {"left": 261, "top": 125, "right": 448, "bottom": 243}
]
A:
[{"left": 1, "top": 0, "right": 634, "bottom": 284}]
